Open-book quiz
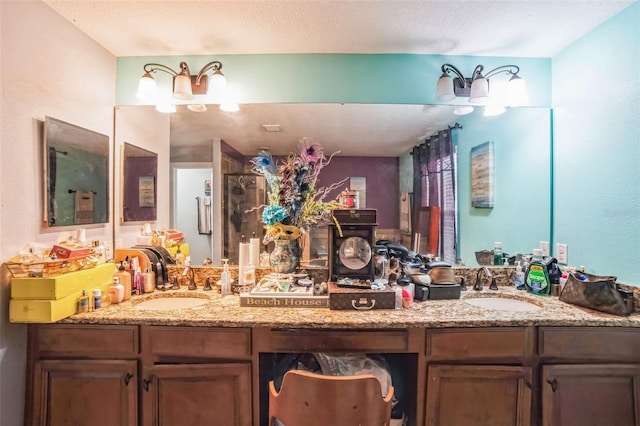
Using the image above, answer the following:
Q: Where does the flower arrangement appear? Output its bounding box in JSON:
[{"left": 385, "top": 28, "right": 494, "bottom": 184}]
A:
[{"left": 251, "top": 138, "right": 347, "bottom": 242}]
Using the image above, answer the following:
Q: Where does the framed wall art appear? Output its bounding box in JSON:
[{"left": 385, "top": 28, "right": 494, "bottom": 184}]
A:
[{"left": 470, "top": 141, "right": 494, "bottom": 208}]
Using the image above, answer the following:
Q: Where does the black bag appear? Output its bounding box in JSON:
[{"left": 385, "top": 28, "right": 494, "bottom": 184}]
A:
[{"left": 559, "top": 272, "right": 628, "bottom": 316}]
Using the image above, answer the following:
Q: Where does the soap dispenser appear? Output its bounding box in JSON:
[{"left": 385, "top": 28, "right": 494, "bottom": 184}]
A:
[
  {"left": 221, "top": 259, "right": 232, "bottom": 296},
  {"left": 514, "top": 261, "right": 525, "bottom": 290}
]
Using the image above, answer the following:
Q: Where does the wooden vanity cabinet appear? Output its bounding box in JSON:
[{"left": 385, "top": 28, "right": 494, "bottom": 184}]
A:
[
  {"left": 140, "top": 326, "right": 253, "bottom": 426},
  {"left": 26, "top": 324, "right": 253, "bottom": 426},
  {"left": 539, "top": 327, "right": 640, "bottom": 426},
  {"left": 26, "top": 324, "right": 139, "bottom": 426},
  {"left": 424, "top": 327, "right": 536, "bottom": 426}
]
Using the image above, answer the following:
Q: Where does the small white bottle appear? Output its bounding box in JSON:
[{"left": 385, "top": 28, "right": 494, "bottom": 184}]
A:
[
  {"left": 220, "top": 259, "right": 232, "bottom": 296},
  {"left": 109, "top": 276, "right": 125, "bottom": 304},
  {"left": 514, "top": 261, "right": 525, "bottom": 288}
]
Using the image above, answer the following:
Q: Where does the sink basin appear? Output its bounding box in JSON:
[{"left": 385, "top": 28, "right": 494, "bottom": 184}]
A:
[
  {"left": 134, "top": 297, "right": 208, "bottom": 311},
  {"left": 465, "top": 297, "right": 542, "bottom": 312}
]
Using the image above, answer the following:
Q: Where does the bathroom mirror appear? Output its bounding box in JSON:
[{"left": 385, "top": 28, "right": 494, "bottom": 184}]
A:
[
  {"left": 121, "top": 142, "right": 158, "bottom": 222},
  {"left": 115, "top": 103, "right": 552, "bottom": 265},
  {"left": 43, "top": 116, "right": 109, "bottom": 226}
]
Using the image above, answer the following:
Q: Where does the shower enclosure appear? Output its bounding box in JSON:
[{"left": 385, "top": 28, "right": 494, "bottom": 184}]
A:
[{"left": 223, "top": 174, "right": 266, "bottom": 263}]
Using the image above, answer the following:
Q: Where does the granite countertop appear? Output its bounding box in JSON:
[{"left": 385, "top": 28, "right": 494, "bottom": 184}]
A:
[{"left": 64, "top": 285, "right": 640, "bottom": 329}]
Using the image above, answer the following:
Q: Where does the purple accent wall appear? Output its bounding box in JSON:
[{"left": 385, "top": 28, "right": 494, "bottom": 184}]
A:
[
  {"left": 319, "top": 157, "right": 399, "bottom": 229},
  {"left": 243, "top": 155, "right": 399, "bottom": 229}
]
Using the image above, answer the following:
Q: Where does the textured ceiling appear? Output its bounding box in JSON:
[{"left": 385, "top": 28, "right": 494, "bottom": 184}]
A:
[
  {"left": 43, "top": 1, "right": 634, "bottom": 158},
  {"left": 44, "top": 1, "right": 633, "bottom": 58}
]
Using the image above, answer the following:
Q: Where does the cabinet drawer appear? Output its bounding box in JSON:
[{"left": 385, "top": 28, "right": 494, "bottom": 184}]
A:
[
  {"left": 539, "top": 327, "right": 640, "bottom": 362},
  {"left": 270, "top": 329, "right": 409, "bottom": 352},
  {"left": 33, "top": 324, "right": 138, "bottom": 357},
  {"left": 144, "top": 326, "right": 251, "bottom": 359},
  {"left": 426, "top": 327, "right": 534, "bottom": 362}
]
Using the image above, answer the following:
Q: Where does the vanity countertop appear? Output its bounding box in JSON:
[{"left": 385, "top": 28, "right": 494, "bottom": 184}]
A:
[{"left": 62, "top": 285, "right": 640, "bottom": 329}]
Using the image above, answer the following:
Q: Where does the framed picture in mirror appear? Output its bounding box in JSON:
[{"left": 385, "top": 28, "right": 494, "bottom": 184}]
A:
[
  {"left": 122, "top": 142, "right": 158, "bottom": 222},
  {"left": 43, "top": 117, "right": 110, "bottom": 226}
]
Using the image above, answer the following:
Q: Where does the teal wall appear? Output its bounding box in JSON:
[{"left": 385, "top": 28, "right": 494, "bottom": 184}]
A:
[
  {"left": 552, "top": 2, "right": 640, "bottom": 285},
  {"left": 117, "top": 54, "right": 551, "bottom": 106},
  {"left": 456, "top": 108, "right": 552, "bottom": 266}
]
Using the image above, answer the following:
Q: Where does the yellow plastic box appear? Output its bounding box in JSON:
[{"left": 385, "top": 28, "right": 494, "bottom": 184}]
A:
[
  {"left": 166, "top": 243, "right": 190, "bottom": 258},
  {"left": 10, "top": 262, "right": 115, "bottom": 300},
  {"left": 10, "top": 282, "right": 110, "bottom": 323}
]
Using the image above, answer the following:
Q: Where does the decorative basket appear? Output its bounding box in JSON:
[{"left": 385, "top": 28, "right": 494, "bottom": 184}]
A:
[
  {"left": 5, "top": 255, "right": 97, "bottom": 278},
  {"left": 475, "top": 250, "right": 494, "bottom": 266}
]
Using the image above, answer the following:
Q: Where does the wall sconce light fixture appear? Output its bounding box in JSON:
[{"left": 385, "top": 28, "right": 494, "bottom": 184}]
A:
[
  {"left": 137, "top": 60, "right": 237, "bottom": 113},
  {"left": 435, "top": 63, "right": 526, "bottom": 115}
]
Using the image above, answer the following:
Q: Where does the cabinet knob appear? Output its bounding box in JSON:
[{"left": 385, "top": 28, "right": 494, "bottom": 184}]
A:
[
  {"left": 123, "top": 372, "right": 133, "bottom": 386},
  {"left": 547, "top": 378, "right": 558, "bottom": 392},
  {"left": 143, "top": 378, "right": 151, "bottom": 391}
]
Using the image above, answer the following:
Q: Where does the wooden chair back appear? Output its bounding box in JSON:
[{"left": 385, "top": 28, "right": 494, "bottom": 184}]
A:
[{"left": 269, "top": 369, "right": 394, "bottom": 426}]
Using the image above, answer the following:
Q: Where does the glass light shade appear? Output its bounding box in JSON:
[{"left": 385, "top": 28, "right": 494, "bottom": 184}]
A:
[
  {"left": 136, "top": 73, "right": 157, "bottom": 102},
  {"left": 155, "top": 103, "right": 176, "bottom": 113},
  {"left": 468, "top": 77, "right": 489, "bottom": 104},
  {"left": 506, "top": 75, "right": 527, "bottom": 106},
  {"left": 435, "top": 75, "right": 456, "bottom": 102},
  {"left": 173, "top": 74, "right": 194, "bottom": 100},
  {"left": 220, "top": 100, "right": 239, "bottom": 112},
  {"left": 208, "top": 70, "right": 227, "bottom": 95},
  {"left": 220, "top": 87, "right": 240, "bottom": 112},
  {"left": 187, "top": 104, "right": 207, "bottom": 112}
]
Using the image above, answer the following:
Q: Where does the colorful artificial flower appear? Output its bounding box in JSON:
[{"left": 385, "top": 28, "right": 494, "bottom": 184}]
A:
[{"left": 251, "top": 139, "right": 347, "bottom": 241}]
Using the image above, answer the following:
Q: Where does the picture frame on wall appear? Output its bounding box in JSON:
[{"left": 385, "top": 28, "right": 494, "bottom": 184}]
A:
[{"left": 470, "top": 141, "right": 494, "bottom": 208}]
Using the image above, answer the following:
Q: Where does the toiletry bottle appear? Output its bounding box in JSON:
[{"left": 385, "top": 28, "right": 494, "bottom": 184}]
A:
[
  {"left": 514, "top": 261, "right": 525, "bottom": 289},
  {"left": 134, "top": 267, "right": 144, "bottom": 295},
  {"left": 77, "top": 290, "right": 90, "bottom": 313},
  {"left": 493, "top": 242, "right": 504, "bottom": 265},
  {"left": 221, "top": 258, "right": 232, "bottom": 296},
  {"left": 109, "top": 276, "right": 125, "bottom": 304},
  {"left": 115, "top": 262, "right": 132, "bottom": 301},
  {"left": 525, "top": 248, "right": 551, "bottom": 296},
  {"left": 143, "top": 267, "right": 155, "bottom": 293},
  {"left": 100, "top": 289, "right": 110, "bottom": 308},
  {"left": 92, "top": 289, "right": 102, "bottom": 310}
]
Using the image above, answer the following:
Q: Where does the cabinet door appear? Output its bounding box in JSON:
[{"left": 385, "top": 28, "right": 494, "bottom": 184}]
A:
[
  {"left": 31, "top": 359, "right": 138, "bottom": 426},
  {"left": 142, "top": 363, "right": 251, "bottom": 426},
  {"left": 542, "top": 364, "right": 640, "bottom": 426},
  {"left": 426, "top": 365, "right": 532, "bottom": 426}
]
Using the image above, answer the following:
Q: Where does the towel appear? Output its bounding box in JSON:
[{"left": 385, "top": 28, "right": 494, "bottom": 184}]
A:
[
  {"left": 197, "top": 196, "right": 212, "bottom": 234},
  {"left": 74, "top": 191, "right": 94, "bottom": 224}
]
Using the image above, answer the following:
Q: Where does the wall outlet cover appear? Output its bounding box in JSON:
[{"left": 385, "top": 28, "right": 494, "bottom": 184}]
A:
[
  {"left": 540, "top": 241, "right": 550, "bottom": 256},
  {"left": 556, "top": 243, "right": 568, "bottom": 264}
]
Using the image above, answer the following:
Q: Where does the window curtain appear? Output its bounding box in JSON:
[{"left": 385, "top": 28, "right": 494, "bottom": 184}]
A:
[{"left": 411, "top": 128, "right": 458, "bottom": 263}]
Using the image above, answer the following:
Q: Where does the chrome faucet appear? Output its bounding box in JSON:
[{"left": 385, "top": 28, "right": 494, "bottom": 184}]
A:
[{"left": 474, "top": 267, "right": 498, "bottom": 291}]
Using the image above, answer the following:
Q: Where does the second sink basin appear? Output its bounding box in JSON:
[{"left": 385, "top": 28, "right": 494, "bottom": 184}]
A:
[
  {"left": 465, "top": 297, "right": 542, "bottom": 312},
  {"left": 134, "top": 296, "right": 209, "bottom": 311}
]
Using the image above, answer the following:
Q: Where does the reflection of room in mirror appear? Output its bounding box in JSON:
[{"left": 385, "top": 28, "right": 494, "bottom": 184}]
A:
[
  {"left": 122, "top": 142, "right": 158, "bottom": 222},
  {"left": 44, "top": 116, "right": 109, "bottom": 227},
  {"left": 339, "top": 237, "right": 372, "bottom": 270}
]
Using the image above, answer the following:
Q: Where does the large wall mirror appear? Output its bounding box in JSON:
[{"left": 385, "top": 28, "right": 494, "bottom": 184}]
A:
[
  {"left": 43, "top": 116, "right": 109, "bottom": 226},
  {"left": 115, "top": 103, "right": 552, "bottom": 266},
  {"left": 122, "top": 142, "right": 158, "bottom": 222}
]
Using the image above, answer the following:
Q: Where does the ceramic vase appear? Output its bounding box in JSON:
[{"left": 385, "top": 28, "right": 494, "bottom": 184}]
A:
[{"left": 269, "top": 239, "right": 300, "bottom": 273}]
